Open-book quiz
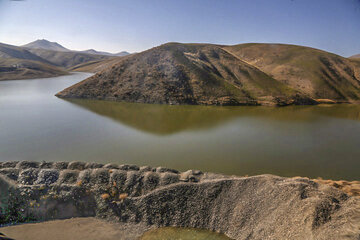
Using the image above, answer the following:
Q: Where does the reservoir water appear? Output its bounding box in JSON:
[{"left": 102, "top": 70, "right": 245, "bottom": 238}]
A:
[{"left": 0, "top": 73, "right": 359, "bottom": 180}]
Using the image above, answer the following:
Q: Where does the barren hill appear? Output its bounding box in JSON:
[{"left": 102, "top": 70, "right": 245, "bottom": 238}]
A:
[
  {"left": 57, "top": 43, "right": 311, "bottom": 106},
  {"left": 69, "top": 56, "right": 124, "bottom": 73},
  {"left": 20, "top": 39, "right": 127, "bottom": 71},
  {"left": 80, "top": 49, "right": 130, "bottom": 57},
  {"left": 0, "top": 43, "right": 49, "bottom": 63},
  {"left": 27, "top": 48, "right": 112, "bottom": 69},
  {"left": 224, "top": 43, "right": 360, "bottom": 102},
  {"left": 0, "top": 43, "right": 67, "bottom": 81},
  {"left": 57, "top": 42, "right": 360, "bottom": 106},
  {"left": 350, "top": 54, "right": 360, "bottom": 59},
  {"left": 22, "top": 39, "right": 69, "bottom": 52},
  {"left": 0, "top": 41, "right": 116, "bottom": 80}
]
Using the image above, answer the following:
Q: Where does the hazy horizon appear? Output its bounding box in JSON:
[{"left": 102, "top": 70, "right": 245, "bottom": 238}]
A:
[{"left": 0, "top": 0, "right": 360, "bottom": 56}]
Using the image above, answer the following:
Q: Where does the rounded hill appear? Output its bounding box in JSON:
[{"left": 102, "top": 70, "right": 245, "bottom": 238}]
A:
[{"left": 57, "top": 42, "right": 360, "bottom": 106}]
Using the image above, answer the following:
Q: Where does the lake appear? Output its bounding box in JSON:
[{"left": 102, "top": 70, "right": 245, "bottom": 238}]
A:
[{"left": 0, "top": 72, "right": 359, "bottom": 180}]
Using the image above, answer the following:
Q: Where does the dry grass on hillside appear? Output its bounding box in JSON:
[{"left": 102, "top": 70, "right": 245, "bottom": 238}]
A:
[{"left": 314, "top": 178, "right": 360, "bottom": 197}]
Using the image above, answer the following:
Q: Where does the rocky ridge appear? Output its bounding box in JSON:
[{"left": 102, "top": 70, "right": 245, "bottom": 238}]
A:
[{"left": 0, "top": 161, "right": 359, "bottom": 240}]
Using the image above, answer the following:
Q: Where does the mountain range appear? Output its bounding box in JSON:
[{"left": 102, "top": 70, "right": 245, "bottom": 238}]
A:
[
  {"left": 0, "top": 39, "right": 130, "bottom": 80},
  {"left": 57, "top": 42, "right": 360, "bottom": 106},
  {"left": 79, "top": 49, "right": 130, "bottom": 57},
  {"left": 22, "top": 39, "right": 70, "bottom": 52},
  {"left": 2, "top": 39, "right": 360, "bottom": 106},
  {"left": 22, "top": 39, "right": 130, "bottom": 57},
  {"left": 0, "top": 42, "right": 67, "bottom": 80}
]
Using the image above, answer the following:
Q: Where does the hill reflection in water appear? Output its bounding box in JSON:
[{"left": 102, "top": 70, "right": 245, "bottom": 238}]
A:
[{"left": 66, "top": 99, "right": 360, "bottom": 135}]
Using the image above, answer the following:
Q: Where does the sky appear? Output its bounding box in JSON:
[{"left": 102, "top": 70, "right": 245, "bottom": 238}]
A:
[{"left": 0, "top": 0, "right": 359, "bottom": 56}]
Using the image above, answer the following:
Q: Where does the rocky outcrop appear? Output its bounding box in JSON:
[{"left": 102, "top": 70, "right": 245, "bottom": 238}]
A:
[{"left": 0, "top": 161, "right": 359, "bottom": 240}]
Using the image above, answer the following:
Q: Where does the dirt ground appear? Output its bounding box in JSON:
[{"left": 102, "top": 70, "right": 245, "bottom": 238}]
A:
[{"left": 1, "top": 218, "right": 142, "bottom": 240}]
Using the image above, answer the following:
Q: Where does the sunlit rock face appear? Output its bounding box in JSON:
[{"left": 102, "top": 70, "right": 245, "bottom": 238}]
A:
[{"left": 0, "top": 160, "right": 359, "bottom": 240}]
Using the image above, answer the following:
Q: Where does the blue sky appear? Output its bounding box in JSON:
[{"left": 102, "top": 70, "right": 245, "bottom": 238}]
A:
[{"left": 0, "top": 0, "right": 359, "bottom": 56}]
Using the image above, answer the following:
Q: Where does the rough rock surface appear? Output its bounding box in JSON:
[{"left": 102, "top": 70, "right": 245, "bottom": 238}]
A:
[{"left": 0, "top": 161, "right": 359, "bottom": 240}]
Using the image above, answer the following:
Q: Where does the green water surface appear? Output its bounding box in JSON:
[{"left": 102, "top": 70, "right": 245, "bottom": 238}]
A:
[{"left": 0, "top": 73, "right": 359, "bottom": 180}]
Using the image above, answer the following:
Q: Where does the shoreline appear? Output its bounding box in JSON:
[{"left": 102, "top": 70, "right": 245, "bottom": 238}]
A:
[
  {"left": 55, "top": 94, "right": 358, "bottom": 107},
  {"left": 0, "top": 71, "right": 69, "bottom": 82},
  {"left": 1, "top": 72, "right": 358, "bottom": 106},
  {"left": 0, "top": 217, "right": 152, "bottom": 240}
]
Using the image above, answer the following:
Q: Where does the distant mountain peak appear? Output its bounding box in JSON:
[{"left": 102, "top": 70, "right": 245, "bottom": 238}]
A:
[
  {"left": 79, "top": 49, "right": 130, "bottom": 56},
  {"left": 350, "top": 54, "right": 360, "bottom": 59},
  {"left": 22, "top": 39, "right": 70, "bottom": 52},
  {"left": 115, "top": 51, "right": 130, "bottom": 56},
  {"left": 21, "top": 39, "right": 130, "bottom": 57}
]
